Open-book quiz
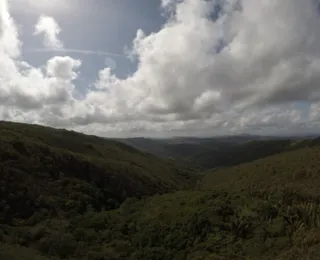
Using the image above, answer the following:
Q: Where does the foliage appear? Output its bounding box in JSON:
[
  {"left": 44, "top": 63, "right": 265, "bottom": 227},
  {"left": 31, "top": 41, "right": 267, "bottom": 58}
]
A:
[{"left": 2, "top": 190, "right": 320, "bottom": 259}]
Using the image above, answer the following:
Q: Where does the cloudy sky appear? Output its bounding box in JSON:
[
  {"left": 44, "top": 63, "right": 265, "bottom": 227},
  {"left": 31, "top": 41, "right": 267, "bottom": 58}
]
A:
[{"left": 1, "top": 0, "right": 320, "bottom": 137}]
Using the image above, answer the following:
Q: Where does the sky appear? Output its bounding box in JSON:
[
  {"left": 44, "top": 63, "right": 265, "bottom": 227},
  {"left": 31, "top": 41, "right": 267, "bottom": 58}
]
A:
[{"left": 1, "top": 0, "right": 320, "bottom": 137}]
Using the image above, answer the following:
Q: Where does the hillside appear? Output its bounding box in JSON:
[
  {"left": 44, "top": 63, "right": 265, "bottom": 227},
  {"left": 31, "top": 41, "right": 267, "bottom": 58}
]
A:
[
  {"left": 2, "top": 122, "right": 320, "bottom": 259},
  {"left": 0, "top": 121, "right": 193, "bottom": 222},
  {"left": 197, "top": 145, "right": 320, "bottom": 196}
]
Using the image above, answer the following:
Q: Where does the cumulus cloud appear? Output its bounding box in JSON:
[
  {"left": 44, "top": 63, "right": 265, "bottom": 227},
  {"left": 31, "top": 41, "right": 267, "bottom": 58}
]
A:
[
  {"left": 0, "top": 0, "right": 20, "bottom": 57},
  {"left": 0, "top": 55, "right": 80, "bottom": 110},
  {"left": 46, "top": 56, "right": 81, "bottom": 80},
  {"left": 79, "top": 0, "right": 320, "bottom": 135},
  {"left": 2, "top": 0, "right": 320, "bottom": 137},
  {"left": 34, "top": 15, "right": 63, "bottom": 49}
]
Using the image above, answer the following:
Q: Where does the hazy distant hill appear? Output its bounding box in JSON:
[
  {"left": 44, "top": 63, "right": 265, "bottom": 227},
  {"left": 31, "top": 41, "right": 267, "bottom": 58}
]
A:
[
  {"left": 119, "top": 135, "right": 319, "bottom": 169},
  {"left": 118, "top": 135, "right": 264, "bottom": 159}
]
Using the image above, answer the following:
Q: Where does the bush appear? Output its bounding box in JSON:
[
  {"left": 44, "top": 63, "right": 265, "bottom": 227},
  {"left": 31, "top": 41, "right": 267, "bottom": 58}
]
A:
[{"left": 37, "top": 232, "right": 77, "bottom": 258}]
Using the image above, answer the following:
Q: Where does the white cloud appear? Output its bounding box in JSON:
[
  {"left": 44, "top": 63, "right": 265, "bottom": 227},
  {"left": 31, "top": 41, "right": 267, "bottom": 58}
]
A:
[
  {"left": 0, "top": 56, "right": 79, "bottom": 110},
  {"left": 46, "top": 56, "right": 81, "bottom": 80},
  {"left": 0, "top": 1, "right": 79, "bottom": 113},
  {"left": 0, "top": 0, "right": 20, "bottom": 57},
  {"left": 2, "top": 0, "right": 320, "bottom": 137},
  {"left": 34, "top": 15, "right": 63, "bottom": 49},
  {"left": 80, "top": 0, "right": 320, "bottom": 132}
]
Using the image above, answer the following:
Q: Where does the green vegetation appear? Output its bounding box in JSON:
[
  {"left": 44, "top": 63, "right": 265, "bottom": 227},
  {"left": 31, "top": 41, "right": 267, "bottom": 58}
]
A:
[
  {"left": 0, "top": 121, "right": 193, "bottom": 212},
  {"left": 2, "top": 190, "right": 320, "bottom": 259},
  {"left": 198, "top": 145, "right": 320, "bottom": 195},
  {"left": 2, "top": 121, "right": 320, "bottom": 259}
]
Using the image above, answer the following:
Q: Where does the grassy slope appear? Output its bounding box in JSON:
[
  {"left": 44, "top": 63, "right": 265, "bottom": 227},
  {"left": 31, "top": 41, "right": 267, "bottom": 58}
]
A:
[{"left": 197, "top": 145, "right": 320, "bottom": 196}]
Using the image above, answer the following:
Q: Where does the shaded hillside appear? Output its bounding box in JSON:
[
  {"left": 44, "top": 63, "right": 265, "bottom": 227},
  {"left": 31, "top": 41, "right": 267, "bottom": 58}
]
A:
[{"left": 0, "top": 121, "right": 193, "bottom": 223}]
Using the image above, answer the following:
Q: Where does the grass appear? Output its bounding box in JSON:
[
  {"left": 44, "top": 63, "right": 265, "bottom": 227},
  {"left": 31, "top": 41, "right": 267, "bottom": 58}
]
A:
[{"left": 197, "top": 146, "right": 320, "bottom": 196}]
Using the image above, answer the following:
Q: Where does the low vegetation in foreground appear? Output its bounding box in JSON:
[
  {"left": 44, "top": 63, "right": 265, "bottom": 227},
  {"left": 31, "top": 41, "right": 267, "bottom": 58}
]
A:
[{"left": 2, "top": 190, "right": 320, "bottom": 259}]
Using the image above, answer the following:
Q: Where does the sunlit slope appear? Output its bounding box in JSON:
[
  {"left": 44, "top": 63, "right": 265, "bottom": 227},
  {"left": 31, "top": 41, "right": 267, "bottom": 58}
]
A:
[{"left": 198, "top": 145, "right": 320, "bottom": 195}]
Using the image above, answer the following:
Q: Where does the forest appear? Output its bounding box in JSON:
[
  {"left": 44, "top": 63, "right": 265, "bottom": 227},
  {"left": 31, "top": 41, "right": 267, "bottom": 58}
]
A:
[{"left": 1, "top": 121, "right": 320, "bottom": 259}]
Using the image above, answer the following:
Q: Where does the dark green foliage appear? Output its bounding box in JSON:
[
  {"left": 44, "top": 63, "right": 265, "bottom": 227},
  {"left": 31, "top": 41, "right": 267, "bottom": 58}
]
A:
[
  {"left": 3, "top": 190, "right": 320, "bottom": 259},
  {"left": 0, "top": 244, "right": 55, "bottom": 259}
]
